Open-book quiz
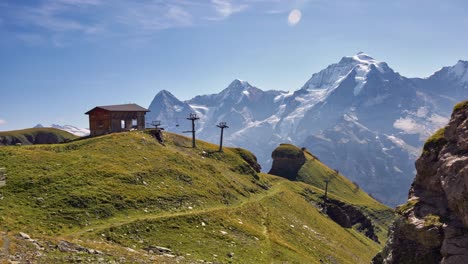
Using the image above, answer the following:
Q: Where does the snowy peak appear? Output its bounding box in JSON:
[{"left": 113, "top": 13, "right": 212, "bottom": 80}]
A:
[
  {"left": 302, "top": 52, "right": 393, "bottom": 93},
  {"left": 222, "top": 79, "right": 253, "bottom": 93},
  {"left": 448, "top": 60, "right": 468, "bottom": 83},
  {"left": 149, "top": 89, "right": 191, "bottom": 113},
  {"left": 51, "top": 124, "right": 90, "bottom": 137},
  {"left": 230, "top": 78, "right": 251, "bottom": 87},
  {"left": 341, "top": 52, "right": 378, "bottom": 65},
  {"left": 426, "top": 60, "right": 468, "bottom": 95},
  {"left": 147, "top": 90, "right": 196, "bottom": 131},
  {"left": 340, "top": 52, "right": 391, "bottom": 73},
  {"left": 34, "top": 124, "right": 90, "bottom": 137},
  {"left": 218, "top": 79, "right": 262, "bottom": 101},
  {"left": 153, "top": 89, "right": 180, "bottom": 103}
]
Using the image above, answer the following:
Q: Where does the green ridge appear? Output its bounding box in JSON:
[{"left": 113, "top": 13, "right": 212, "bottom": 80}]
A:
[
  {"left": 271, "top": 144, "right": 394, "bottom": 242},
  {"left": 0, "top": 127, "right": 77, "bottom": 146},
  {"left": 0, "top": 131, "right": 393, "bottom": 263},
  {"left": 453, "top": 100, "right": 468, "bottom": 112}
]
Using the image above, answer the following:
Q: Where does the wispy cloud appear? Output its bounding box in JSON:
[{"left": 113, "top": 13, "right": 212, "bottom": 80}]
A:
[
  {"left": 0, "top": 0, "right": 310, "bottom": 45},
  {"left": 210, "top": 0, "right": 248, "bottom": 19},
  {"left": 0, "top": 119, "right": 7, "bottom": 126},
  {"left": 16, "top": 0, "right": 101, "bottom": 33},
  {"left": 116, "top": 2, "right": 193, "bottom": 32}
]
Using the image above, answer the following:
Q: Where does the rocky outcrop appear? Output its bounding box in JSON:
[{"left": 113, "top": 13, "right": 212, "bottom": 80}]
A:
[
  {"left": 373, "top": 101, "right": 468, "bottom": 264},
  {"left": 268, "top": 144, "right": 306, "bottom": 180},
  {"left": 324, "top": 198, "right": 379, "bottom": 243},
  {"left": 230, "top": 148, "right": 262, "bottom": 173}
]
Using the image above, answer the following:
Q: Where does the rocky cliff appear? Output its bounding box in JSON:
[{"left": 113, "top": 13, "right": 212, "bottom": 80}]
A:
[
  {"left": 373, "top": 101, "right": 468, "bottom": 264},
  {"left": 268, "top": 144, "right": 306, "bottom": 180}
]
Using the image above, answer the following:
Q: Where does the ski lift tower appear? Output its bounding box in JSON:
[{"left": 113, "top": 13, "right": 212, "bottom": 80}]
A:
[
  {"left": 183, "top": 113, "right": 200, "bottom": 148},
  {"left": 324, "top": 169, "right": 339, "bottom": 201},
  {"left": 216, "top": 122, "right": 229, "bottom": 152},
  {"left": 151, "top": 120, "right": 163, "bottom": 129}
]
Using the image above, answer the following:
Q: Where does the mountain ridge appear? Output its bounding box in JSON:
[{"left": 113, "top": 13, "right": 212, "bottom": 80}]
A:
[
  {"left": 147, "top": 52, "right": 468, "bottom": 206},
  {"left": 34, "top": 124, "right": 90, "bottom": 137}
]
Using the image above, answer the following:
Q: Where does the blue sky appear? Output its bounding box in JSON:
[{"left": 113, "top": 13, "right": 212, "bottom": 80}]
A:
[{"left": 0, "top": 0, "right": 467, "bottom": 130}]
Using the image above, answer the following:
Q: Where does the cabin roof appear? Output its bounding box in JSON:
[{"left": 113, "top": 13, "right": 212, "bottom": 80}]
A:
[{"left": 85, "top": 104, "right": 150, "bottom": 115}]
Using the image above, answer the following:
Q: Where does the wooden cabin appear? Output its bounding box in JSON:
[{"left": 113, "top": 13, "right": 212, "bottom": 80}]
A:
[{"left": 85, "top": 104, "right": 150, "bottom": 137}]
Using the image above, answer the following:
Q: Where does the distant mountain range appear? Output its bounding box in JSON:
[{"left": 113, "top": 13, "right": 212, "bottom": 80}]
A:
[
  {"left": 34, "top": 124, "right": 90, "bottom": 137},
  {"left": 147, "top": 52, "right": 467, "bottom": 206}
]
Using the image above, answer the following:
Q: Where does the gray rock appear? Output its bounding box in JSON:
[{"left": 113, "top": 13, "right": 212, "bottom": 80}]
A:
[
  {"left": 144, "top": 245, "right": 172, "bottom": 255},
  {"left": 57, "top": 240, "right": 101, "bottom": 255},
  {"left": 373, "top": 102, "right": 468, "bottom": 264},
  {"left": 19, "top": 232, "right": 30, "bottom": 240}
]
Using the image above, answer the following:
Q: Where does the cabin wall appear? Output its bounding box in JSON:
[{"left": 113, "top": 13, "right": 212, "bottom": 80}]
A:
[
  {"left": 109, "top": 111, "right": 146, "bottom": 132},
  {"left": 89, "top": 109, "right": 111, "bottom": 136},
  {"left": 137, "top": 112, "right": 146, "bottom": 130},
  {"left": 88, "top": 110, "right": 147, "bottom": 137}
]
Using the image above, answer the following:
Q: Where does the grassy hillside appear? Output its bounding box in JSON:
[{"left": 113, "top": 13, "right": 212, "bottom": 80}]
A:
[
  {"left": 0, "top": 131, "right": 393, "bottom": 263},
  {"left": 0, "top": 127, "right": 77, "bottom": 146},
  {"left": 270, "top": 144, "right": 394, "bottom": 243}
]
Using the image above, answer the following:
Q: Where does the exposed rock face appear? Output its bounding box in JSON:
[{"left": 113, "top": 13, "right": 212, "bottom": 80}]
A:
[
  {"left": 268, "top": 144, "right": 306, "bottom": 180},
  {"left": 373, "top": 101, "right": 468, "bottom": 264},
  {"left": 324, "top": 198, "right": 379, "bottom": 243}
]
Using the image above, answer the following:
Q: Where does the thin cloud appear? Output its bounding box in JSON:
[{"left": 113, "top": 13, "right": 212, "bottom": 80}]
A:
[
  {"left": 7, "top": 0, "right": 103, "bottom": 34},
  {"left": 1, "top": 0, "right": 311, "bottom": 45},
  {"left": 117, "top": 2, "right": 193, "bottom": 31},
  {"left": 0, "top": 119, "right": 6, "bottom": 126},
  {"left": 210, "top": 0, "right": 248, "bottom": 19},
  {"left": 265, "top": 9, "right": 286, "bottom": 14}
]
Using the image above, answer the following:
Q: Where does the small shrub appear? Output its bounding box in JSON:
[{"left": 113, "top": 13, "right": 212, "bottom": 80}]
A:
[
  {"left": 423, "top": 127, "right": 446, "bottom": 153},
  {"left": 423, "top": 214, "right": 443, "bottom": 228},
  {"left": 395, "top": 199, "right": 419, "bottom": 215}
]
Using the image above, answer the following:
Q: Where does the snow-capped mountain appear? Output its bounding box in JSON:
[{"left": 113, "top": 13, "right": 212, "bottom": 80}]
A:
[
  {"left": 146, "top": 90, "right": 196, "bottom": 132},
  {"left": 34, "top": 124, "right": 90, "bottom": 137},
  {"left": 147, "top": 52, "right": 468, "bottom": 206},
  {"left": 412, "top": 60, "right": 468, "bottom": 116},
  {"left": 188, "top": 79, "right": 286, "bottom": 141}
]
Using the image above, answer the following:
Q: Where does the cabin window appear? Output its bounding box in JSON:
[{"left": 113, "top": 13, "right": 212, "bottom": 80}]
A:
[
  {"left": 121, "top": 120, "right": 125, "bottom": 129},
  {"left": 131, "top": 119, "right": 138, "bottom": 128},
  {"left": 98, "top": 120, "right": 104, "bottom": 128}
]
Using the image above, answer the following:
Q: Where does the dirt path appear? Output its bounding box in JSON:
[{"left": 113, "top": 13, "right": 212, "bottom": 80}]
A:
[
  {"left": 0, "top": 232, "right": 10, "bottom": 262},
  {"left": 261, "top": 208, "right": 272, "bottom": 260},
  {"left": 65, "top": 180, "right": 285, "bottom": 238}
]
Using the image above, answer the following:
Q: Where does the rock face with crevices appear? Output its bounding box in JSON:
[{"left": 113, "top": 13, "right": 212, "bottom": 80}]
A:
[{"left": 373, "top": 101, "right": 468, "bottom": 264}]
